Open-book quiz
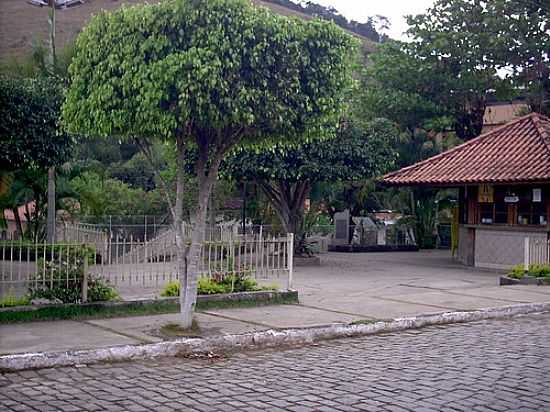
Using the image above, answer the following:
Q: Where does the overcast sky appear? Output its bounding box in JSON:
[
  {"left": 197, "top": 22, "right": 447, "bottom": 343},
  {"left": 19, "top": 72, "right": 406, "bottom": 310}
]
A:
[{"left": 312, "top": 0, "right": 436, "bottom": 40}]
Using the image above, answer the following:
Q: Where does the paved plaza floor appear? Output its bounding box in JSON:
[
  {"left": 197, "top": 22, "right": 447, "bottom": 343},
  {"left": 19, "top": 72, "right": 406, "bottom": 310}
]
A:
[
  {"left": 2, "top": 250, "right": 550, "bottom": 355},
  {"left": 2, "top": 312, "right": 550, "bottom": 411}
]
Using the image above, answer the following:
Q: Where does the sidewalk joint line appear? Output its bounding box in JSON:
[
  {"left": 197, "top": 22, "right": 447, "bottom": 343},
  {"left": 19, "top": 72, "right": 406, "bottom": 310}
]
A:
[
  {"left": 373, "top": 296, "right": 461, "bottom": 311},
  {"left": 291, "top": 303, "right": 378, "bottom": 320},
  {"left": 78, "top": 320, "right": 156, "bottom": 344},
  {"left": 199, "top": 311, "right": 278, "bottom": 330}
]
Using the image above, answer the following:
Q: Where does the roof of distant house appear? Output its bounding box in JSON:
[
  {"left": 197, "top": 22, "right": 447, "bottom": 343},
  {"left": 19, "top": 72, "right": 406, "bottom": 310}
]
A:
[
  {"left": 381, "top": 112, "right": 550, "bottom": 186},
  {"left": 3, "top": 201, "right": 36, "bottom": 222}
]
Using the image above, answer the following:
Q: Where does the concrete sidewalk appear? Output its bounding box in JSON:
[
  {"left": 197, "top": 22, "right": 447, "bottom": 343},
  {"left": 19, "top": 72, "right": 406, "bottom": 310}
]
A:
[{"left": 2, "top": 251, "right": 550, "bottom": 356}]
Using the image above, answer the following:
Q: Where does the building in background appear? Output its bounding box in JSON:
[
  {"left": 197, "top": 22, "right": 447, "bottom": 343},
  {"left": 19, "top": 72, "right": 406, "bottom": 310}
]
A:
[{"left": 382, "top": 113, "right": 550, "bottom": 270}]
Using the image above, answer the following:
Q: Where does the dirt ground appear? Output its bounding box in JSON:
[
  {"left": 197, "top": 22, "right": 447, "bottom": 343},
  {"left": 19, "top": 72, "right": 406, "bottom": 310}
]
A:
[
  {"left": 0, "top": 0, "right": 374, "bottom": 61},
  {"left": 0, "top": 0, "right": 150, "bottom": 61}
]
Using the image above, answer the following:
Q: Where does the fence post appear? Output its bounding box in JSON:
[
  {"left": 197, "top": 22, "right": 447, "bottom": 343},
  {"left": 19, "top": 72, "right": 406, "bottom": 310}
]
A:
[
  {"left": 82, "top": 254, "right": 88, "bottom": 303},
  {"left": 287, "top": 233, "right": 294, "bottom": 290},
  {"left": 524, "top": 237, "right": 530, "bottom": 272}
]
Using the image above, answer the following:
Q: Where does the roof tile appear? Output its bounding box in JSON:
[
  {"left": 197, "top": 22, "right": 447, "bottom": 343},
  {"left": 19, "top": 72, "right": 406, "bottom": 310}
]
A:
[{"left": 381, "top": 113, "right": 550, "bottom": 186}]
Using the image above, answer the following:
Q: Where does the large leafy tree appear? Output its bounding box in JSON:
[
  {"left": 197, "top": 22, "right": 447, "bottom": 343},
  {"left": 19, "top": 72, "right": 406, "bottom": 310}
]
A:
[
  {"left": 62, "top": 0, "right": 356, "bottom": 327},
  {"left": 0, "top": 76, "right": 73, "bottom": 238},
  {"left": 0, "top": 77, "right": 71, "bottom": 171},
  {"left": 223, "top": 119, "right": 398, "bottom": 251},
  {"left": 485, "top": 0, "right": 549, "bottom": 116},
  {"left": 405, "top": 0, "right": 550, "bottom": 135}
]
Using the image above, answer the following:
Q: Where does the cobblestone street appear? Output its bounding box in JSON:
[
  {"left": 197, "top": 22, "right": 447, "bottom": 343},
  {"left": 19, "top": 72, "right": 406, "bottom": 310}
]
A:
[{"left": 2, "top": 313, "right": 550, "bottom": 411}]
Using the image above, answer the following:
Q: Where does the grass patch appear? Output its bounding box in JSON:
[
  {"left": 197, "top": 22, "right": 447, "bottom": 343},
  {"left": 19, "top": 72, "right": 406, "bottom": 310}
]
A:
[
  {"left": 350, "top": 319, "right": 380, "bottom": 325},
  {"left": 0, "top": 291, "right": 298, "bottom": 324}
]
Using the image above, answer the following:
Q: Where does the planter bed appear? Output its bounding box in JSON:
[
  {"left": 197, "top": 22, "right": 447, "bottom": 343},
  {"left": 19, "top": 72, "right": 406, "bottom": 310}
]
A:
[
  {"left": 0, "top": 289, "right": 299, "bottom": 323},
  {"left": 499, "top": 276, "right": 550, "bottom": 286}
]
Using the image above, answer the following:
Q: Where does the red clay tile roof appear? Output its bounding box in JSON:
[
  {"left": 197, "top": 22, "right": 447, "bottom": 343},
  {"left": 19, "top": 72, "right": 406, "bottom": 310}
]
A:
[{"left": 381, "top": 113, "right": 550, "bottom": 186}]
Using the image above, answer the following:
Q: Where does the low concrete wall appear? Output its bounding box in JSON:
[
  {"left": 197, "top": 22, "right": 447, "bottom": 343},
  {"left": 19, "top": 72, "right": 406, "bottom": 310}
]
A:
[
  {"left": 475, "top": 228, "right": 547, "bottom": 270},
  {"left": 457, "top": 226, "right": 470, "bottom": 266},
  {"left": 457, "top": 225, "right": 549, "bottom": 270}
]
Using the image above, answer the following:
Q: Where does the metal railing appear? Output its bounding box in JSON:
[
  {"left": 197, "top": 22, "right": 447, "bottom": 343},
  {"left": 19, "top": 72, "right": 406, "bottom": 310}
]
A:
[
  {"left": 0, "top": 241, "right": 89, "bottom": 302},
  {"left": 0, "top": 232, "right": 294, "bottom": 301},
  {"left": 89, "top": 233, "right": 293, "bottom": 289}
]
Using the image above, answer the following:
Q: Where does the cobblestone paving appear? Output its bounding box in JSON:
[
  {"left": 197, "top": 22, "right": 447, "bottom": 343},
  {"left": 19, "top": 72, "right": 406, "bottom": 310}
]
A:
[{"left": 2, "top": 313, "right": 550, "bottom": 411}]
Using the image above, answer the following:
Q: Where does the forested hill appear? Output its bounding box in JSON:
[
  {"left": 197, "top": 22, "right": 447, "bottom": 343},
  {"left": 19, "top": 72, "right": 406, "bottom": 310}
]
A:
[
  {"left": 261, "top": 0, "right": 387, "bottom": 43},
  {"left": 0, "top": 0, "right": 378, "bottom": 61}
]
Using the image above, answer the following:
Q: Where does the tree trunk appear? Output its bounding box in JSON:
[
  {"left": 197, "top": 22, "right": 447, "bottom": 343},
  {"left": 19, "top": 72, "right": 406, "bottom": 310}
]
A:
[
  {"left": 46, "top": 166, "right": 56, "bottom": 243},
  {"left": 258, "top": 181, "right": 310, "bottom": 255},
  {"left": 173, "top": 134, "right": 190, "bottom": 327},
  {"left": 178, "top": 139, "right": 223, "bottom": 328},
  {"left": 12, "top": 207, "right": 24, "bottom": 240}
]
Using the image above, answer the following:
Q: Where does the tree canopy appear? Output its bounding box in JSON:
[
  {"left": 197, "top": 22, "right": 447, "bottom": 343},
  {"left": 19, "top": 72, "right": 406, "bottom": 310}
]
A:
[
  {"left": 63, "top": 0, "right": 356, "bottom": 144},
  {"left": 222, "top": 118, "right": 398, "bottom": 248},
  {"left": 62, "top": 0, "right": 357, "bottom": 326},
  {"left": 0, "top": 76, "right": 72, "bottom": 171}
]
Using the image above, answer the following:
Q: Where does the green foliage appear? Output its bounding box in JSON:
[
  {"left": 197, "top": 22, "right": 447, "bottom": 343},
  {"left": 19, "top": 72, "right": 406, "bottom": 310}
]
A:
[
  {"left": 264, "top": 0, "right": 387, "bottom": 43},
  {"left": 0, "top": 76, "right": 73, "bottom": 171},
  {"left": 224, "top": 119, "right": 398, "bottom": 183},
  {"left": 408, "top": 0, "right": 549, "bottom": 117},
  {"left": 509, "top": 264, "right": 550, "bottom": 279},
  {"left": 26, "top": 244, "right": 118, "bottom": 304},
  {"left": 0, "top": 291, "right": 30, "bottom": 308},
  {"left": 67, "top": 171, "right": 165, "bottom": 218},
  {"left": 197, "top": 277, "right": 228, "bottom": 295},
  {"left": 161, "top": 274, "right": 267, "bottom": 297},
  {"left": 63, "top": 0, "right": 357, "bottom": 145},
  {"left": 160, "top": 281, "right": 181, "bottom": 297},
  {"left": 222, "top": 119, "right": 398, "bottom": 247},
  {"left": 508, "top": 265, "right": 525, "bottom": 279}
]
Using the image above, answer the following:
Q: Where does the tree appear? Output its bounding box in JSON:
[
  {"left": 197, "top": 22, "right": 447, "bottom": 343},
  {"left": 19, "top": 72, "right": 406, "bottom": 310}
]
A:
[
  {"left": 358, "top": 41, "right": 453, "bottom": 135},
  {"left": 484, "top": 0, "right": 549, "bottom": 115},
  {"left": 62, "top": 0, "right": 356, "bottom": 327},
  {"left": 406, "top": 1, "right": 512, "bottom": 140},
  {"left": 222, "top": 119, "right": 398, "bottom": 251},
  {"left": 0, "top": 77, "right": 71, "bottom": 171},
  {"left": 0, "top": 76, "right": 73, "bottom": 240}
]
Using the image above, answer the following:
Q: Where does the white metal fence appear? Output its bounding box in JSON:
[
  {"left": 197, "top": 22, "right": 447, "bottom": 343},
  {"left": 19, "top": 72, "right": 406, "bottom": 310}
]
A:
[
  {"left": 0, "top": 242, "right": 89, "bottom": 302},
  {"left": 524, "top": 237, "right": 550, "bottom": 269},
  {"left": 0, "top": 232, "right": 294, "bottom": 301}
]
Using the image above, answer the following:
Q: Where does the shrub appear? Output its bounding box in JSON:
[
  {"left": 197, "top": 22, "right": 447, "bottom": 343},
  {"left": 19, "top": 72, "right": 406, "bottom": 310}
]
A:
[
  {"left": 197, "top": 277, "right": 228, "bottom": 294},
  {"left": 27, "top": 244, "right": 118, "bottom": 304},
  {"left": 160, "top": 281, "right": 180, "bottom": 297},
  {"left": 529, "top": 264, "right": 550, "bottom": 278},
  {"left": 508, "top": 263, "right": 550, "bottom": 279},
  {"left": 0, "top": 290, "right": 30, "bottom": 308},
  {"left": 508, "top": 264, "right": 525, "bottom": 279},
  {"left": 160, "top": 274, "right": 268, "bottom": 297}
]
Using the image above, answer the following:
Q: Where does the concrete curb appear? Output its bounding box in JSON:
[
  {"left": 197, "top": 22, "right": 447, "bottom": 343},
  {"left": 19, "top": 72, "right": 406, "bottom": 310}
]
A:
[{"left": 1, "top": 301, "right": 549, "bottom": 372}]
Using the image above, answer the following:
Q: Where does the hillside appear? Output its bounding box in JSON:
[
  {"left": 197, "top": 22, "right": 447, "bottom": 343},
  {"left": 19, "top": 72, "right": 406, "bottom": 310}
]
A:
[{"left": 0, "top": 0, "right": 376, "bottom": 61}]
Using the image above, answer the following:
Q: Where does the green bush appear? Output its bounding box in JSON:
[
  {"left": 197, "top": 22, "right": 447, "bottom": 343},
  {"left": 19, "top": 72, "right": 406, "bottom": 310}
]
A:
[
  {"left": 197, "top": 277, "right": 228, "bottom": 294},
  {"left": 0, "top": 291, "right": 30, "bottom": 308},
  {"left": 508, "top": 264, "right": 550, "bottom": 279},
  {"left": 160, "top": 281, "right": 180, "bottom": 297},
  {"left": 27, "top": 244, "right": 118, "bottom": 304},
  {"left": 160, "top": 274, "right": 268, "bottom": 297},
  {"left": 508, "top": 264, "right": 525, "bottom": 279},
  {"left": 529, "top": 264, "right": 550, "bottom": 278}
]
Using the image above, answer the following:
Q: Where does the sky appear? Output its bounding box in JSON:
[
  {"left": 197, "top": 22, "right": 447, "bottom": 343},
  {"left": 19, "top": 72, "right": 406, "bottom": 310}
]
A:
[{"left": 312, "top": 0, "right": 436, "bottom": 40}]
